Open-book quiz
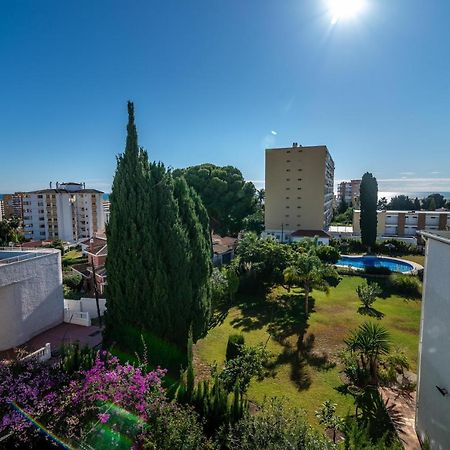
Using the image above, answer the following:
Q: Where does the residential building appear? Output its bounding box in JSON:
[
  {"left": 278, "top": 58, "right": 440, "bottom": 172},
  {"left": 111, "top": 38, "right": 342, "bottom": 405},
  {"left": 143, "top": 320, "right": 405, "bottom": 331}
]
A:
[
  {"left": 22, "top": 182, "right": 105, "bottom": 242},
  {"left": 103, "top": 200, "right": 110, "bottom": 224},
  {"left": 72, "top": 236, "right": 107, "bottom": 295},
  {"left": 3, "top": 192, "right": 25, "bottom": 220},
  {"left": 264, "top": 143, "right": 334, "bottom": 242},
  {"left": 337, "top": 179, "right": 361, "bottom": 207},
  {"left": 416, "top": 231, "right": 450, "bottom": 448},
  {"left": 212, "top": 234, "right": 237, "bottom": 265},
  {"left": 0, "top": 248, "right": 64, "bottom": 351},
  {"left": 0, "top": 200, "right": 3, "bottom": 221},
  {"left": 353, "top": 210, "right": 450, "bottom": 238}
]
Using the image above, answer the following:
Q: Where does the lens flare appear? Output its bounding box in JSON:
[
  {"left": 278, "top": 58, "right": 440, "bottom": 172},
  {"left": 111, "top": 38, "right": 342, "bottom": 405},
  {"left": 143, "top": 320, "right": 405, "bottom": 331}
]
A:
[{"left": 327, "top": 0, "right": 366, "bottom": 24}]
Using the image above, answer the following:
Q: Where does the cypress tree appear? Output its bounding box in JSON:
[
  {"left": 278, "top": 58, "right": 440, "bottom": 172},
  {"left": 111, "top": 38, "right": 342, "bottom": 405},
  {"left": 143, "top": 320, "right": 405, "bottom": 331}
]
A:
[
  {"left": 105, "top": 102, "right": 212, "bottom": 358},
  {"left": 359, "top": 172, "right": 378, "bottom": 253}
]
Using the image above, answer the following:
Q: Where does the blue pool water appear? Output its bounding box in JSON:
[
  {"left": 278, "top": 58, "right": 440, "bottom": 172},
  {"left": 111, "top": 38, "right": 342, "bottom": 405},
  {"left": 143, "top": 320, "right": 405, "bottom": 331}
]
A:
[{"left": 336, "top": 256, "right": 414, "bottom": 273}]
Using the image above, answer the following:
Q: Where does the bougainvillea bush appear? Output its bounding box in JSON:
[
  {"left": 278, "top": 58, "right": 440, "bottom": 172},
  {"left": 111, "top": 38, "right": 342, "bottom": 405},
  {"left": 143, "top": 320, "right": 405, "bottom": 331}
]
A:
[{"left": 0, "top": 350, "right": 205, "bottom": 449}]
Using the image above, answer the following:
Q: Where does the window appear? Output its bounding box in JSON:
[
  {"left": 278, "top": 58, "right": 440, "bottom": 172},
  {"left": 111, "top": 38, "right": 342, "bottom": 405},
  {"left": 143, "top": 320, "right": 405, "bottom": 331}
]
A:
[
  {"left": 40, "top": 224, "right": 45, "bottom": 228},
  {"left": 297, "top": 206, "right": 301, "bottom": 209},
  {"left": 37, "top": 194, "right": 43, "bottom": 199},
  {"left": 286, "top": 178, "right": 290, "bottom": 181},
  {"left": 297, "top": 178, "right": 302, "bottom": 181},
  {"left": 286, "top": 187, "right": 290, "bottom": 190},
  {"left": 40, "top": 231, "right": 45, "bottom": 236},
  {"left": 286, "top": 160, "right": 291, "bottom": 163},
  {"left": 286, "top": 197, "right": 290, "bottom": 200},
  {"left": 52, "top": 194, "right": 56, "bottom": 198},
  {"left": 297, "top": 197, "right": 301, "bottom": 200},
  {"left": 297, "top": 187, "right": 301, "bottom": 190},
  {"left": 286, "top": 169, "right": 291, "bottom": 172},
  {"left": 285, "top": 214, "right": 289, "bottom": 217},
  {"left": 286, "top": 206, "right": 290, "bottom": 209},
  {"left": 38, "top": 202, "right": 44, "bottom": 206},
  {"left": 39, "top": 216, "right": 44, "bottom": 221}
]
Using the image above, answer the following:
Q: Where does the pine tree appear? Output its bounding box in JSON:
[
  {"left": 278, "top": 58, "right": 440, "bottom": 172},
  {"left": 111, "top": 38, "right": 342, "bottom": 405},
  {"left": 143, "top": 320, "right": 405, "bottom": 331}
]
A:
[
  {"left": 105, "top": 102, "right": 212, "bottom": 358},
  {"left": 360, "top": 172, "right": 378, "bottom": 252}
]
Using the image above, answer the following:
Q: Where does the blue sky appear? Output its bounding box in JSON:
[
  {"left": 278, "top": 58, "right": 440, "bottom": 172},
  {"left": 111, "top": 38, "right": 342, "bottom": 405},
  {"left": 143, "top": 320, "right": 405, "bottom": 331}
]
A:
[{"left": 1, "top": 0, "right": 449, "bottom": 194}]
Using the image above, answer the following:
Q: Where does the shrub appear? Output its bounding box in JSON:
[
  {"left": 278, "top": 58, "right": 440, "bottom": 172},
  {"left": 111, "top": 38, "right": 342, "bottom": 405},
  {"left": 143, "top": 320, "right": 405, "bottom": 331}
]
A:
[
  {"left": 364, "top": 266, "right": 392, "bottom": 276},
  {"left": 389, "top": 275, "right": 421, "bottom": 298},
  {"left": 63, "top": 271, "right": 82, "bottom": 290},
  {"left": 316, "top": 245, "right": 340, "bottom": 264},
  {"left": 356, "top": 280, "right": 382, "bottom": 309},
  {"left": 226, "top": 334, "right": 245, "bottom": 361}
]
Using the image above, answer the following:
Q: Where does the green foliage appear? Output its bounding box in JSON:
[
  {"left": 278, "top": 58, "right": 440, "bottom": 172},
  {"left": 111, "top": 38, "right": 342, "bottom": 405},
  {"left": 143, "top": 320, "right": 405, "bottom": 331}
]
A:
[
  {"left": 422, "top": 193, "right": 445, "bottom": 210},
  {"left": 356, "top": 281, "right": 382, "bottom": 309},
  {"left": 242, "top": 208, "right": 264, "bottom": 235},
  {"left": 315, "top": 400, "right": 344, "bottom": 444},
  {"left": 316, "top": 245, "right": 340, "bottom": 264},
  {"left": 44, "top": 239, "right": 65, "bottom": 254},
  {"left": 105, "top": 102, "right": 212, "bottom": 357},
  {"left": 173, "top": 163, "right": 257, "bottom": 236},
  {"left": 363, "top": 266, "right": 391, "bottom": 276},
  {"left": 63, "top": 271, "right": 83, "bottom": 290},
  {"left": 378, "top": 347, "right": 410, "bottom": 386},
  {"left": 219, "top": 343, "right": 270, "bottom": 394},
  {"left": 360, "top": 173, "right": 378, "bottom": 251},
  {"left": 389, "top": 274, "right": 421, "bottom": 298},
  {"left": 220, "top": 398, "right": 335, "bottom": 450},
  {"left": 0, "top": 218, "right": 20, "bottom": 245},
  {"left": 343, "top": 418, "right": 402, "bottom": 450},
  {"left": 333, "top": 206, "right": 353, "bottom": 225},
  {"left": 386, "top": 195, "right": 415, "bottom": 210},
  {"left": 59, "top": 342, "right": 96, "bottom": 374},
  {"left": 226, "top": 334, "right": 245, "bottom": 361},
  {"left": 344, "top": 322, "right": 391, "bottom": 387}
]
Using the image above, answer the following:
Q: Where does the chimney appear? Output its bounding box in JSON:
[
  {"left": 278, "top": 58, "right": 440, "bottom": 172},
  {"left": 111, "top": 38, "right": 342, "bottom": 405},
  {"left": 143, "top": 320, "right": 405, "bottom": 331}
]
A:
[
  {"left": 49, "top": 181, "right": 52, "bottom": 188},
  {"left": 293, "top": 142, "right": 298, "bottom": 148},
  {"left": 56, "top": 181, "right": 59, "bottom": 189}
]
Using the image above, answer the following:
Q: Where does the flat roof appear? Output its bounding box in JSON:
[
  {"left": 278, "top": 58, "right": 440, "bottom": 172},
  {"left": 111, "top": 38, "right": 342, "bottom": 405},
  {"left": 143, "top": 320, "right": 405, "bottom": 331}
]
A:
[
  {"left": 354, "top": 210, "right": 449, "bottom": 214},
  {"left": 420, "top": 230, "right": 450, "bottom": 245}
]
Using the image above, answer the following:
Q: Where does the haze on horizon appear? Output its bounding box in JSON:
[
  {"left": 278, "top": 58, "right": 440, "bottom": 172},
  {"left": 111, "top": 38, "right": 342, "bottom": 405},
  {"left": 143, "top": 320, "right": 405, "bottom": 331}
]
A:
[{"left": 1, "top": 0, "right": 449, "bottom": 194}]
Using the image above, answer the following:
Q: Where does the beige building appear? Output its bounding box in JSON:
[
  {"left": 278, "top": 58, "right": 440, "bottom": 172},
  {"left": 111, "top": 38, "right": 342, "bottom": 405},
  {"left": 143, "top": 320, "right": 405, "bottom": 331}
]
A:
[
  {"left": 337, "top": 179, "right": 361, "bottom": 207},
  {"left": 264, "top": 143, "right": 334, "bottom": 242},
  {"left": 353, "top": 210, "right": 450, "bottom": 238}
]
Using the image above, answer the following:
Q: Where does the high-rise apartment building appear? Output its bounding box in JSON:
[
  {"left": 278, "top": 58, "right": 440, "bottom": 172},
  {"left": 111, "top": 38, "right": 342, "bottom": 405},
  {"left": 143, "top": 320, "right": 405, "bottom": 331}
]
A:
[
  {"left": 2, "top": 192, "right": 25, "bottom": 220},
  {"left": 22, "top": 182, "right": 105, "bottom": 242},
  {"left": 0, "top": 200, "right": 4, "bottom": 221},
  {"left": 337, "top": 179, "right": 361, "bottom": 207},
  {"left": 264, "top": 144, "right": 335, "bottom": 242}
]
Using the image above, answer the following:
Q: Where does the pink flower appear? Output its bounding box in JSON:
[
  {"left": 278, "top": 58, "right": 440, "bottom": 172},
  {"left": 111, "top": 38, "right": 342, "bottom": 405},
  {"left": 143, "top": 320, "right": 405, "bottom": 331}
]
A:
[{"left": 98, "top": 413, "right": 110, "bottom": 424}]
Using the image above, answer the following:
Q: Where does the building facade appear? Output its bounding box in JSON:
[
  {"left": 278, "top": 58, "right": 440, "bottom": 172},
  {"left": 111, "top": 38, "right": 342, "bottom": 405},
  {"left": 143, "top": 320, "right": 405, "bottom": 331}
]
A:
[
  {"left": 416, "top": 231, "right": 450, "bottom": 448},
  {"left": 353, "top": 210, "right": 450, "bottom": 238},
  {"left": 264, "top": 143, "right": 334, "bottom": 242},
  {"left": 2, "top": 192, "right": 25, "bottom": 220},
  {"left": 0, "top": 248, "right": 64, "bottom": 351},
  {"left": 337, "top": 179, "right": 361, "bottom": 207},
  {"left": 22, "top": 182, "right": 105, "bottom": 242}
]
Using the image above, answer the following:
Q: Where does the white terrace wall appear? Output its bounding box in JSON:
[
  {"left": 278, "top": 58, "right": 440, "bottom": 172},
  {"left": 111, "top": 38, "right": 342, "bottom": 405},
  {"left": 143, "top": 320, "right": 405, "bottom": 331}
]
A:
[{"left": 64, "top": 297, "right": 106, "bottom": 319}]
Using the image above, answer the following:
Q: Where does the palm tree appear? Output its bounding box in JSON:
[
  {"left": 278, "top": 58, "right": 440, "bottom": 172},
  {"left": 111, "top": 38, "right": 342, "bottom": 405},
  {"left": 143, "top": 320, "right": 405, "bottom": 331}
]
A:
[
  {"left": 283, "top": 254, "right": 337, "bottom": 314},
  {"left": 256, "top": 188, "right": 265, "bottom": 206},
  {"left": 345, "top": 322, "right": 391, "bottom": 386}
]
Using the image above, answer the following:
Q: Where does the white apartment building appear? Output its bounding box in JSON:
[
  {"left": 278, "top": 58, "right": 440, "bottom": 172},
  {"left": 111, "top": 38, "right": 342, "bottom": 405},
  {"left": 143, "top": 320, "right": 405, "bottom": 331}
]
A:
[
  {"left": 103, "top": 200, "right": 110, "bottom": 224},
  {"left": 416, "top": 231, "right": 450, "bottom": 448},
  {"left": 353, "top": 210, "right": 450, "bottom": 238},
  {"left": 0, "top": 200, "right": 3, "bottom": 221},
  {"left": 22, "top": 182, "right": 105, "bottom": 242},
  {"left": 264, "top": 143, "right": 335, "bottom": 242}
]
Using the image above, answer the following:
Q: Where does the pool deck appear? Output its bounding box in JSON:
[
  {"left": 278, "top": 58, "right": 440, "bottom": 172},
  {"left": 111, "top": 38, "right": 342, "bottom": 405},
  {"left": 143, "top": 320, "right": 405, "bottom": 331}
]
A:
[{"left": 335, "top": 254, "right": 423, "bottom": 275}]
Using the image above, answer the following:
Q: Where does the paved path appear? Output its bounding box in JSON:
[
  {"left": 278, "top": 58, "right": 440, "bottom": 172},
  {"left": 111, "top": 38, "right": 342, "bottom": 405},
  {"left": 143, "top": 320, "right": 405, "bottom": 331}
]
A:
[{"left": 380, "top": 387, "right": 421, "bottom": 450}]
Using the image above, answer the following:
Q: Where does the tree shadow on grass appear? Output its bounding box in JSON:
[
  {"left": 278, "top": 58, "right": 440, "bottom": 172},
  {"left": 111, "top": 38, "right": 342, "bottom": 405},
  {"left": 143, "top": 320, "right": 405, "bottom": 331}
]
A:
[{"left": 357, "top": 306, "right": 385, "bottom": 320}]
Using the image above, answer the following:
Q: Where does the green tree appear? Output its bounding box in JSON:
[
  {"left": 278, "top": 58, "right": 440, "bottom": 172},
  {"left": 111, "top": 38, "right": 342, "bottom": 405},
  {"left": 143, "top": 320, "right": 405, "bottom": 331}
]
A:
[
  {"left": 315, "top": 400, "right": 344, "bottom": 444},
  {"left": 356, "top": 281, "right": 382, "bottom": 309},
  {"left": 344, "top": 322, "right": 391, "bottom": 386},
  {"left": 105, "top": 102, "right": 212, "bottom": 355},
  {"left": 283, "top": 254, "right": 339, "bottom": 314},
  {"left": 422, "top": 193, "right": 445, "bottom": 210},
  {"left": 377, "top": 197, "right": 388, "bottom": 210},
  {"left": 0, "top": 218, "right": 20, "bottom": 245},
  {"left": 173, "top": 164, "right": 257, "bottom": 236},
  {"left": 242, "top": 208, "right": 264, "bottom": 235},
  {"left": 256, "top": 188, "right": 265, "bottom": 206},
  {"left": 387, "top": 195, "right": 414, "bottom": 210},
  {"left": 413, "top": 197, "right": 421, "bottom": 210},
  {"left": 360, "top": 173, "right": 378, "bottom": 252},
  {"left": 428, "top": 197, "right": 436, "bottom": 211}
]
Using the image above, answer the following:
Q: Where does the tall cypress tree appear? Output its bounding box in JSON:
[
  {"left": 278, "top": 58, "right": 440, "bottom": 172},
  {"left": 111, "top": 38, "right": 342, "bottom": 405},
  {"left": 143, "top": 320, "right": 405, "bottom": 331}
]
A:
[
  {"left": 360, "top": 172, "right": 378, "bottom": 252},
  {"left": 105, "top": 102, "right": 212, "bottom": 357}
]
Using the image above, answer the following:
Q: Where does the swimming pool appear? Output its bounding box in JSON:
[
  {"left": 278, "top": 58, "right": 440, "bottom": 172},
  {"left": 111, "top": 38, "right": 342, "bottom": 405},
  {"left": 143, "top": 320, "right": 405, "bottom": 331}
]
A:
[{"left": 336, "top": 255, "right": 414, "bottom": 273}]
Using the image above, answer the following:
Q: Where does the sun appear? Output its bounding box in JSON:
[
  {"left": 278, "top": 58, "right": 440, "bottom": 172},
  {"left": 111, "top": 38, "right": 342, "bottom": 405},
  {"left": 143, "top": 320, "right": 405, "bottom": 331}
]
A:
[{"left": 327, "top": 0, "right": 366, "bottom": 24}]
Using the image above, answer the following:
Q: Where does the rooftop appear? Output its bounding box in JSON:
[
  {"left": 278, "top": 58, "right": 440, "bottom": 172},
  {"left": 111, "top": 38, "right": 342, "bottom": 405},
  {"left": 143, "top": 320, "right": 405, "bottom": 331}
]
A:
[
  {"left": 354, "top": 209, "right": 450, "bottom": 214},
  {"left": 290, "top": 229, "right": 331, "bottom": 238},
  {"left": 420, "top": 230, "right": 450, "bottom": 245}
]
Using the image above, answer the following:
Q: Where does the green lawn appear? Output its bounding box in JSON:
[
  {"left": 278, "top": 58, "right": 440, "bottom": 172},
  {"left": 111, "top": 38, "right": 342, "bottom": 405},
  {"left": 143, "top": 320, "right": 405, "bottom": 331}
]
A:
[
  {"left": 402, "top": 254, "right": 425, "bottom": 267},
  {"left": 194, "top": 276, "right": 421, "bottom": 425},
  {"left": 62, "top": 249, "right": 87, "bottom": 266}
]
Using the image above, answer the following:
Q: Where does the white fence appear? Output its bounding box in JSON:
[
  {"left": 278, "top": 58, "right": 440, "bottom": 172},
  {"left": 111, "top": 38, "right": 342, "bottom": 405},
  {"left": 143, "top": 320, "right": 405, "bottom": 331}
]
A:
[
  {"left": 64, "top": 308, "right": 91, "bottom": 326},
  {"left": 64, "top": 297, "right": 106, "bottom": 326},
  {"left": 20, "top": 343, "right": 52, "bottom": 364}
]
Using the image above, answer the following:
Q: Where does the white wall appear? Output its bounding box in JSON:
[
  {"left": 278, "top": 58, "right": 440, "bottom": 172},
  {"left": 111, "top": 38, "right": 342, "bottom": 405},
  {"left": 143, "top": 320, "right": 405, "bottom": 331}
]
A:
[
  {"left": 64, "top": 297, "right": 106, "bottom": 318},
  {"left": 0, "top": 249, "right": 64, "bottom": 351},
  {"left": 416, "top": 235, "right": 450, "bottom": 448}
]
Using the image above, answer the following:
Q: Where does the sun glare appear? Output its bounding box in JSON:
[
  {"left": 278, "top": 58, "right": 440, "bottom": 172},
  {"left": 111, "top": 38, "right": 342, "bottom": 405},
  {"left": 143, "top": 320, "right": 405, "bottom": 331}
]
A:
[{"left": 327, "top": 0, "right": 366, "bottom": 24}]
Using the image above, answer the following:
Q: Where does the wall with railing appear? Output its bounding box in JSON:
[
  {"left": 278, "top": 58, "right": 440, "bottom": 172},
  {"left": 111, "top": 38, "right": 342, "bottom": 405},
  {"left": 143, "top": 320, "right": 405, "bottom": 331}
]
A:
[{"left": 19, "top": 343, "right": 52, "bottom": 364}]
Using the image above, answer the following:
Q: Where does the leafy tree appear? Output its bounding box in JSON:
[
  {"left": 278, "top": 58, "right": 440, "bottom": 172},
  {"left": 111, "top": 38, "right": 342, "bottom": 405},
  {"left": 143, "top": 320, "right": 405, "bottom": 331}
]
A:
[
  {"left": 333, "top": 206, "right": 353, "bottom": 225},
  {"left": 422, "top": 193, "right": 445, "bottom": 210},
  {"left": 377, "top": 197, "right": 388, "bottom": 210},
  {"left": 360, "top": 173, "right": 378, "bottom": 252},
  {"left": 356, "top": 281, "right": 382, "bottom": 309},
  {"left": 413, "top": 197, "right": 421, "bottom": 210},
  {"left": 173, "top": 163, "right": 257, "bottom": 236},
  {"left": 226, "top": 334, "right": 245, "bottom": 361},
  {"left": 105, "top": 102, "right": 212, "bottom": 356},
  {"left": 337, "top": 197, "right": 348, "bottom": 214},
  {"left": 316, "top": 245, "right": 340, "bottom": 264},
  {"left": 344, "top": 322, "right": 391, "bottom": 386},
  {"left": 315, "top": 400, "right": 344, "bottom": 444},
  {"left": 0, "top": 218, "right": 20, "bottom": 245},
  {"left": 219, "top": 343, "right": 270, "bottom": 394},
  {"left": 221, "top": 398, "right": 335, "bottom": 450},
  {"left": 242, "top": 208, "right": 264, "bottom": 235},
  {"left": 386, "top": 195, "right": 415, "bottom": 210},
  {"left": 283, "top": 254, "right": 339, "bottom": 314}
]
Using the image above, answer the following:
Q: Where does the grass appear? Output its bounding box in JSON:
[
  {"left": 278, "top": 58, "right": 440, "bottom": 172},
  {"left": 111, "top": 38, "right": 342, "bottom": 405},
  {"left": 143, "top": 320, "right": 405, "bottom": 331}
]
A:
[
  {"left": 62, "top": 249, "right": 87, "bottom": 266},
  {"left": 401, "top": 254, "right": 425, "bottom": 267},
  {"left": 194, "top": 276, "right": 421, "bottom": 425}
]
